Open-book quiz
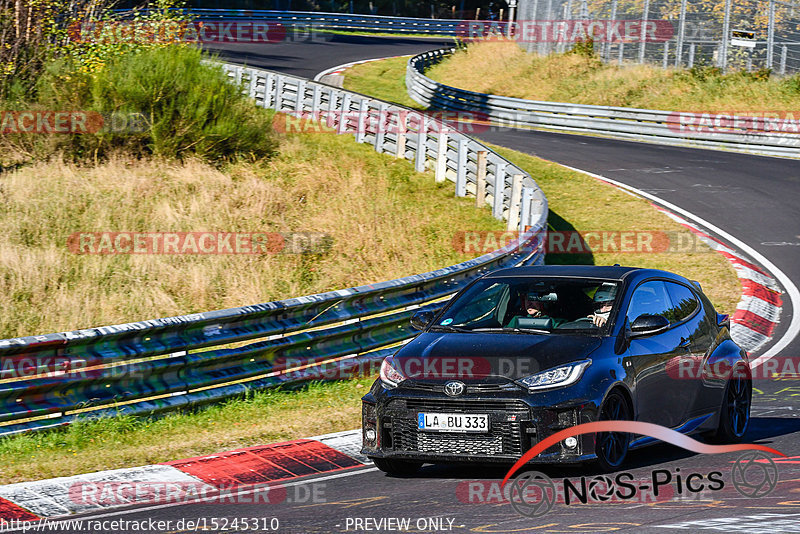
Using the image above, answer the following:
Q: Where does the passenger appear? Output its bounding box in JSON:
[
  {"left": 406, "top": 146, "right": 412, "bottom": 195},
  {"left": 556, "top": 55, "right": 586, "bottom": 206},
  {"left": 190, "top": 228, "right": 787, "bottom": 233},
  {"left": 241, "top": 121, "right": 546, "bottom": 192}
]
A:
[{"left": 508, "top": 290, "right": 566, "bottom": 328}]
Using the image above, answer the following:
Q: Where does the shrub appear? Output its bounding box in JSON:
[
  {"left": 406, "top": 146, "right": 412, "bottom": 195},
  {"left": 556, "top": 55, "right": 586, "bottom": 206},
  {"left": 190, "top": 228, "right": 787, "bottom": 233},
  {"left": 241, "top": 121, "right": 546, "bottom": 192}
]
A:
[{"left": 30, "top": 46, "right": 277, "bottom": 164}]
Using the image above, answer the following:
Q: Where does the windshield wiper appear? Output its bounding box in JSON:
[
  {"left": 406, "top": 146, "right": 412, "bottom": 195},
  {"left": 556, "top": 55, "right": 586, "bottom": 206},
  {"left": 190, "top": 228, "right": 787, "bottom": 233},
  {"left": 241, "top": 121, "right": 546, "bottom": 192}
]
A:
[
  {"left": 470, "top": 327, "right": 550, "bottom": 335},
  {"left": 428, "top": 325, "right": 474, "bottom": 333}
]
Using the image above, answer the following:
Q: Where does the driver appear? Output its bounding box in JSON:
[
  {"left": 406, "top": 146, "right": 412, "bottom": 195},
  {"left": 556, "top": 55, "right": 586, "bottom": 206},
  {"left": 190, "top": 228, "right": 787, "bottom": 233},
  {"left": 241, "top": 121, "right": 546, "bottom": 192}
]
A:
[
  {"left": 588, "top": 283, "right": 617, "bottom": 327},
  {"left": 508, "top": 289, "right": 566, "bottom": 328}
]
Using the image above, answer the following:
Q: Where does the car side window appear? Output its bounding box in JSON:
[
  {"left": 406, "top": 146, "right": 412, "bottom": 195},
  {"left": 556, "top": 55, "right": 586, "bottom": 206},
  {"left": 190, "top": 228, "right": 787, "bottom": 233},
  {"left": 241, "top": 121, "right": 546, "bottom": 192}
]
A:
[
  {"left": 626, "top": 280, "right": 672, "bottom": 324},
  {"left": 664, "top": 282, "right": 700, "bottom": 324}
]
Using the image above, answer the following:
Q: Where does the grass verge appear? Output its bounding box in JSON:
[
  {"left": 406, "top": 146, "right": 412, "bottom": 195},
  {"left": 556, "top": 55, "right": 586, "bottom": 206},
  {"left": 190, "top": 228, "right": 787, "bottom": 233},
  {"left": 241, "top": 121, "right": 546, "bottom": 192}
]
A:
[
  {"left": 0, "top": 379, "right": 374, "bottom": 484},
  {"left": 424, "top": 40, "right": 800, "bottom": 111},
  {"left": 0, "top": 128, "right": 504, "bottom": 339}
]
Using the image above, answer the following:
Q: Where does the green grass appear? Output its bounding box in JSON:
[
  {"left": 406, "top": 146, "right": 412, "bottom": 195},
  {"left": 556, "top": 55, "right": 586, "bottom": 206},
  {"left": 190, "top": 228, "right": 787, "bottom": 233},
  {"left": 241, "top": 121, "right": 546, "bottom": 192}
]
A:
[
  {"left": 425, "top": 40, "right": 800, "bottom": 112},
  {"left": 342, "top": 56, "right": 424, "bottom": 109},
  {"left": 0, "top": 378, "right": 374, "bottom": 484}
]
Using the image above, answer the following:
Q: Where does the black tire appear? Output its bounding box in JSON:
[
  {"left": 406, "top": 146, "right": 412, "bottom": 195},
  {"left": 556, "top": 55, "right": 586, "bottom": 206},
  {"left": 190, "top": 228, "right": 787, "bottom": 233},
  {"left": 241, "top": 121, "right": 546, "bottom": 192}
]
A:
[
  {"left": 711, "top": 364, "right": 751, "bottom": 443},
  {"left": 371, "top": 457, "right": 423, "bottom": 476},
  {"left": 595, "top": 390, "right": 631, "bottom": 472}
]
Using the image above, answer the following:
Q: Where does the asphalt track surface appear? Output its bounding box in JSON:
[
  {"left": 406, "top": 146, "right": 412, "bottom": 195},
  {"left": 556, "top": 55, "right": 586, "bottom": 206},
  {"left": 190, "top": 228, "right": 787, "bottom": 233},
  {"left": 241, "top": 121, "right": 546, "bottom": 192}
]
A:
[{"left": 47, "top": 36, "right": 800, "bottom": 533}]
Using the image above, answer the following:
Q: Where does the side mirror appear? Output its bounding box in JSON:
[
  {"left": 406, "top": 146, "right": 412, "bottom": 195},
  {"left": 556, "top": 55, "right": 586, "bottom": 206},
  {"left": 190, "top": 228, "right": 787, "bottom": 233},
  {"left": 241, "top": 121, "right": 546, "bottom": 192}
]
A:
[
  {"left": 410, "top": 310, "right": 435, "bottom": 331},
  {"left": 629, "top": 314, "right": 670, "bottom": 338},
  {"left": 716, "top": 313, "right": 730, "bottom": 329}
]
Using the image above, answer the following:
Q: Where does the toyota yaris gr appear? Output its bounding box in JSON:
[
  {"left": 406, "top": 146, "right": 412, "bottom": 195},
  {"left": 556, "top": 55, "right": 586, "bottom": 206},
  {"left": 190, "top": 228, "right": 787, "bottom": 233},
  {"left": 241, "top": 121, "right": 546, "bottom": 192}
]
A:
[{"left": 361, "top": 265, "right": 751, "bottom": 475}]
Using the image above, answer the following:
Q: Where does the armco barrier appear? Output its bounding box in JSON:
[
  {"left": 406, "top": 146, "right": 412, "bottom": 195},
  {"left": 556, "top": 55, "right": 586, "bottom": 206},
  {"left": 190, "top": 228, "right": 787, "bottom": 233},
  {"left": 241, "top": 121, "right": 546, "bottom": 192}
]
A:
[
  {"left": 407, "top": 48, "right": 800, "bottom": 158},
  {"left": 0, "top": 62, "right": 547, "bottom": 438},
  {"left": 121, "top": 8, "right": 505, "bottom": 35}
]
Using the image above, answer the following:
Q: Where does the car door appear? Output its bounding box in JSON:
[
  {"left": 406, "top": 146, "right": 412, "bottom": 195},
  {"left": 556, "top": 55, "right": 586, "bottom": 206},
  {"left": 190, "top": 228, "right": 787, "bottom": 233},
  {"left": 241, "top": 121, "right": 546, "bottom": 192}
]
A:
[
  {"left": 665, "top": 281, "right": 717, "bottom": 419},
  {"left": 624, "top": 280, "right": 692, "bottom": 429}
]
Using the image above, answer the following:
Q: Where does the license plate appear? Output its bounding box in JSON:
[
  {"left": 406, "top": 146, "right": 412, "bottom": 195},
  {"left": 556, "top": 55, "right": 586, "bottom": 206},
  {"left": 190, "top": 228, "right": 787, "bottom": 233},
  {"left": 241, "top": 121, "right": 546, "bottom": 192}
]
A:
[{"left": 417, "top": 412, "right": 489, "bottom": 433}]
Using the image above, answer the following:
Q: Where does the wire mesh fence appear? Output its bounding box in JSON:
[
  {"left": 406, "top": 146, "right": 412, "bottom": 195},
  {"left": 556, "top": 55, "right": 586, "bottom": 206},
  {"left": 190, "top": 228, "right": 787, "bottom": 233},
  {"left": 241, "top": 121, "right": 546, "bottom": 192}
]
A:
[{"left": 512, "top": 0, "right": 800, "bottom": 74}]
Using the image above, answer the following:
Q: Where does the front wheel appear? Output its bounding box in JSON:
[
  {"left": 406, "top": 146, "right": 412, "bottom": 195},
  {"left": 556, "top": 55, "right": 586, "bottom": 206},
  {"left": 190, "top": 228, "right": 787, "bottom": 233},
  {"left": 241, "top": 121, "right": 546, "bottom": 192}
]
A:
[
  {"left": 595, "top": 390, "right": 631, "bottom": 472},
  {"left": 711, "top": 364, "right": 751, "bottom": 443},
  {"left": 371, "top": 458, "right": 422, "bottom": 476}
]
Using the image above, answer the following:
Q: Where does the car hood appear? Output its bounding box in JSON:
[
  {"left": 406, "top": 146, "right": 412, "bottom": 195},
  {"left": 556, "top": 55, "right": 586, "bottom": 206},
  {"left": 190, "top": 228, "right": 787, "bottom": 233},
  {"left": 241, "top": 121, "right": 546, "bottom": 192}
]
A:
[{"left": 392, "top": 332, "right": 602, "bottom": 381}]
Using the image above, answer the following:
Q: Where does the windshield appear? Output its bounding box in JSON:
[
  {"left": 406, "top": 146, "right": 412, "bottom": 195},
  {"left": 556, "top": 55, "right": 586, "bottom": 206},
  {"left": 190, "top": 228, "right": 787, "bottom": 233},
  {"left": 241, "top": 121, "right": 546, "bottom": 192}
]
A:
[{"left": 433, "top": 276, "right": 621, "bottom": 335}]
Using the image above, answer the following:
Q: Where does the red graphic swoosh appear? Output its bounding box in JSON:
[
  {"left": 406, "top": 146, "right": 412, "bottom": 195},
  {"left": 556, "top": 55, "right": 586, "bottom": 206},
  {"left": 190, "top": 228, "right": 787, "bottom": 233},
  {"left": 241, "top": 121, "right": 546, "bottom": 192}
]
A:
[{"left": 500, "top": 421, "right": 785, "bottom": 488}]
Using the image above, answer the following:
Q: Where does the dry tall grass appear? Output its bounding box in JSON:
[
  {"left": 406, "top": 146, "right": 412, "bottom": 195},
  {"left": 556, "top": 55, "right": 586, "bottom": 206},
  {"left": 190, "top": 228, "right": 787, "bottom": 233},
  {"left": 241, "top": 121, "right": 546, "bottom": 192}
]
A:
[
  {"left": 0, "top": 131, "right": 504, "bottom": 339},
  {"left": 428, "top": 40, "right": 800, "bottom": 111}
]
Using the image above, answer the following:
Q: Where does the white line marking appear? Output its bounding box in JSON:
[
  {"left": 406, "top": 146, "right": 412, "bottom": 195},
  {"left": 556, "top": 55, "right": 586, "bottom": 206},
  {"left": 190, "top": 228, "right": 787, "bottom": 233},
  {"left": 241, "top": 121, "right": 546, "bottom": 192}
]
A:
[{"left": 558, "top": 164, "right": 800, "bottom": 369}]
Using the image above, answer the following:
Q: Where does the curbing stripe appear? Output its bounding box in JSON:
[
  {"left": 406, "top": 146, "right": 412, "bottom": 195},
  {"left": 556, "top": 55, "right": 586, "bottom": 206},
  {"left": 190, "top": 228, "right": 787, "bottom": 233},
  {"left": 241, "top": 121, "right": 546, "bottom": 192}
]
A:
[{"left": 164, "top": 439, "right": 362, "bottom": 488}]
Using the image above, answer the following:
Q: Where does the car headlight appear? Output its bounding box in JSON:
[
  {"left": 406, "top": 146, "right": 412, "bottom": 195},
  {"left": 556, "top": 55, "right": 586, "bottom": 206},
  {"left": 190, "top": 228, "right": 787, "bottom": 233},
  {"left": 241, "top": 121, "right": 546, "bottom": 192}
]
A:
[
  {"left": 518, "top": 359, "right": 592, "bottom": 392},
  {"left": 380, "top": 356, "right": 406, "bottom": 388}
]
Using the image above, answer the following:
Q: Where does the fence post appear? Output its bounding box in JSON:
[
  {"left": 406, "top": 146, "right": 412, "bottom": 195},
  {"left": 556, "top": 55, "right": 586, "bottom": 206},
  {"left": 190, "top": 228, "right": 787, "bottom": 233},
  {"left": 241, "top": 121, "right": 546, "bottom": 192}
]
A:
[
  {"left": 435, "top": 134, "right": 448, "bottom": 182},
  {"left": 639, "top": 0, "right": 650, "bottom": 64},
  {"left": 689, "top": 43, "right": 695, "bottom": 68},
  {"left": 492, "top": 162, "right": 508, "bottom": 220},
  {"left": 506, "top": 174, "right": 523, "bottom": 231},
  {"left": 476, "top": 150, "right": 487, "bottom": 208},
  {"left": 720, "top": 0, "right": 732, "bottom": 71},
  {"left": 768, "top": 0, "right": 776, "bottom": 70},
  {"left": 396, "top": 111, "right": 407, "bottom": 159},
  {"left": 455, "top": 138, "right": 468, "bottom": 197},
  {"left": 618, "top": 42, "right": 624, "bottom": 65},
  {"left": 675, "top": 0, "right": 687, "bottom": 67},
  {"left": 605, "top": 0, "right": 618, "bottom": 62},
  {"left": 663, "top": 41, "right": 669, "bottom": 69}
]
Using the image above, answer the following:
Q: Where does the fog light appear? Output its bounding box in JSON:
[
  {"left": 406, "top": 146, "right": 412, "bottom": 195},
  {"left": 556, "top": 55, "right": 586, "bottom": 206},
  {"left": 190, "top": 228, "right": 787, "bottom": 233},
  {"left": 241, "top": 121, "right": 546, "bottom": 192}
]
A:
[
  {"left": 564, "top": 437, "right": 578, "bottom": 449},
  {"left": 365, "top": 428, "right": 377, "bottom": 443}
]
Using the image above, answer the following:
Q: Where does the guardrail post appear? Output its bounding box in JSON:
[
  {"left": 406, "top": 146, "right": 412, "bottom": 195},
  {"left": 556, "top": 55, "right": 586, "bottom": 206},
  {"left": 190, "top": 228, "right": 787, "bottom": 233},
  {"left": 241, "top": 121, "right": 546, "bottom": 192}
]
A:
[
  {"left": 506, "top": 174, "right": 523, "bottom": 231},
  {"left": 781, "top": 45, "right": 788, "bottom": 75},
  {"left": 435, "top": 133, "right": 448, "bottom": 182},
  {"left": 662, "top": 42, "right": 669, "bottom": 69},
  {"left": 492, "top": 162, "right": 508, "bottom": 220},
  {"left": 415, "top": 127, "right": 426, "bottom": 173},
  {"left": 338, "top": 93, "right": 352, "bottom": 134},
  {"left": 247, "top": 69, "right": 258, "bottom": 100},
  {"left": 688, "top": 43, "right": 696, "bottom": 68},
  {"left": 356, "top": 99, "right": 369, "bottom": 143},
  {"left": 476, "top": 150, "right": 487, "bottom": 208},
  {"left": 618, "top": 42, "right": 624, "bottom": 65},
  {"left": 520, "top": 187, "right": 533, "bottom": 233},
  {"left": 375, "top": 103, "right": 388, "bottom": 153},
  {"left": 275, "top": 76, "right": 285, "bottom": 111},
  {"left": 396, "top": 111, "right": 407, "bottom": 159},
  {"left": 327, "top": 90, "right": 338, "bottom": 129},
  {"left": 265, "top": 73, "right": 275, "bottom": 109},
  {"left": 311, "top": 84, "right": 322, "bottom": 113},
  {"left": 295, "top": 80, "right": 306, "bottom": 112},
  {"left": 455, "top": 138, "right": 467, "bottom": 197}
]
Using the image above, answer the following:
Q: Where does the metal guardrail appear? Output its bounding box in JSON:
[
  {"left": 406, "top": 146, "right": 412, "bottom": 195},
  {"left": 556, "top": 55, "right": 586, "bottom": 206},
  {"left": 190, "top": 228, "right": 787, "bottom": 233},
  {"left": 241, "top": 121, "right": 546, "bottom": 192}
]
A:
[
  {"left": 0, "top": 62, "right": 548, "bottom": 438},
  {"left": 123, "top": 8, "right": 504, "bottom": 35},
  {"left": 407, "top": 48, "right": 800, "bottom": 158}
]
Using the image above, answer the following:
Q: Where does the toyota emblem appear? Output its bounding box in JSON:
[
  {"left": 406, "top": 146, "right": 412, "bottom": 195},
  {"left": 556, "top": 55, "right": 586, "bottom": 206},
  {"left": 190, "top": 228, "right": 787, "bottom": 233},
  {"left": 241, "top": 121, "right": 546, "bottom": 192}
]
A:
[{"left": 444, "top": 381, "right": 466, "bottom": 396}]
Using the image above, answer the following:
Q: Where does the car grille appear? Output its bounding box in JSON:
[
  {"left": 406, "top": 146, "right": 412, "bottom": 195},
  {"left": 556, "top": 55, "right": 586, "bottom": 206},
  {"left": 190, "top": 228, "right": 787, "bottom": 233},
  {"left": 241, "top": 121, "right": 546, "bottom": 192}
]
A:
[
  {"left": 417, "top": 432, "right": 504, "bottom": 455},
  {"left": 386, "top": 400, "right": 528, "bottom": 456}
]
